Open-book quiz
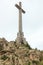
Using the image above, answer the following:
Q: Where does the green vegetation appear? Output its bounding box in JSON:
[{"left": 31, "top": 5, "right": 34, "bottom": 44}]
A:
[
  {"left": 38, "top": 61, "right": 43, "bottom": 65},
  {"left": 32, "top": 60, "right": 39, "bottom": 65},
  {"left": 28, "top": 62, "right": 31, "bottom": 65},
  {"left": 1, "top": 55, "right": 9, "bottom": 60},
  {"left": 0, "top": 44, "right": 3, "bottom": 51},
  {"left": 40, "top": 53, "right": 43, "bottom": 61},
  {"left": 25, "top": 42, "right": 31, "bottom": 49},
  {"left": 24, "top": 54, "right": 28, "bottom": 57},
  {"left": 5, "top": 43, "right": 8, "bottom": 46},
  {"left": 15, "top": 54, "right": 18, "bottom": 57}
]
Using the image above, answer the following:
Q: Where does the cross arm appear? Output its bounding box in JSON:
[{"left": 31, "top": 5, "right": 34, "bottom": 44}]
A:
[{"left": 15, "top": 4, "right": 25, "bottom": 14}]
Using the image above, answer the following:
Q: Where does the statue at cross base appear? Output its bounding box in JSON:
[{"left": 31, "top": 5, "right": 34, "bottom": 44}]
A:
[{"left": 15, "top": 2, "right": 26, "bottom": 44}]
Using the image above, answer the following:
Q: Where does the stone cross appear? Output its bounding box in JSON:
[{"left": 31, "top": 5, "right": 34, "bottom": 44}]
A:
[
  {"left": 15, "top": 2, "right": 25, "bottom": 33},
  {"left": 15, "top": 2, "right": 26, "bottom": 43}
]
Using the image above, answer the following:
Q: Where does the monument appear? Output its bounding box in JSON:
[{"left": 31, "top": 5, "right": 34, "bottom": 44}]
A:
[{"left": 15, "top": 2, "right": 26, "bottom": 44}]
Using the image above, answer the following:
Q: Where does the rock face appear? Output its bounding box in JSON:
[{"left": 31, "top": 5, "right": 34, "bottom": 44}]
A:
[{"left": 0, "top": 38, "right": 43, "bottom": 65}]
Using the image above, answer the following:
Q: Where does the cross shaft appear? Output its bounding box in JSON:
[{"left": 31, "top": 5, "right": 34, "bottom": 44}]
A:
[{"left": 15, "top": 2, "right": 25, "bottom": 33}]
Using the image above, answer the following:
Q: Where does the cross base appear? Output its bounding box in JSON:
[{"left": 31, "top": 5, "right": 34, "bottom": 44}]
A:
[{"left": 16, "top": 32, "right": 26, "bottom": 44}]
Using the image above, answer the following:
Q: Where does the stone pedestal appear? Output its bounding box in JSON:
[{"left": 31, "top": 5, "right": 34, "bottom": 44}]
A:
[{"left": 16, "top": 32, "right": 26, "bottom": 44}]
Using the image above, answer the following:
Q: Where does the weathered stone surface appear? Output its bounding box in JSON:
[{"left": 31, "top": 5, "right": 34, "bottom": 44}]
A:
[
  {"left": 15, "top": 2, "right": 26, "bottom": 44},
  {"left": 0, "top": 38, "right": 43, "bottom": 65}
]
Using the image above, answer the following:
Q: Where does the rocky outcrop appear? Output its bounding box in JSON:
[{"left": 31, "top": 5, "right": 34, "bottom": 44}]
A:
[{"left": 0, "top": 38, "right": 43, "bottom": 65}]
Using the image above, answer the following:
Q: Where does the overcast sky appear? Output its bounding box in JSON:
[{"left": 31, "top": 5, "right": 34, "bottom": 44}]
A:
[{"left": 0, "top": 0, "right": 43, "bottom": 50}]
